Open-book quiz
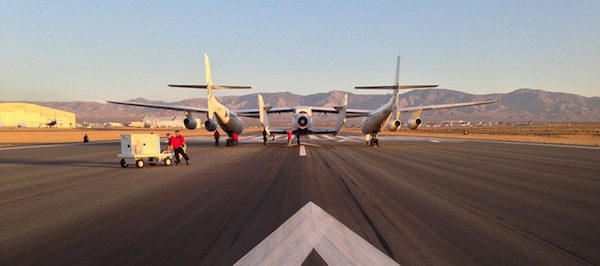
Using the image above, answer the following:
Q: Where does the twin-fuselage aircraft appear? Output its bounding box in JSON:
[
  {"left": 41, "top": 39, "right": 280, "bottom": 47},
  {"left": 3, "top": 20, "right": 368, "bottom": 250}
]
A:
[{"left": 108, "top": 54, "right": 496, "bottom": 144}]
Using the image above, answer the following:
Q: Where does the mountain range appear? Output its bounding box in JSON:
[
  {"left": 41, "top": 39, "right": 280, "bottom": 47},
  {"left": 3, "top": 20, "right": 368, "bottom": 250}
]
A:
[{"left": 12, "top": 88, "right": 600, "bottom": 125}]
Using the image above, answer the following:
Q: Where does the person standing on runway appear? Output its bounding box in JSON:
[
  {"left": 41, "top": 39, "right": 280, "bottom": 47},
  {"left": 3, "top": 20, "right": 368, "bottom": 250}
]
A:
[
  {"left": 286, "top": 130, "right": 293, "bottom": 147},
  {"left": 214, "top": 130, "right": 220, "bottom": 146},
  {"left": 262, "top": 129, "right": 268, "bottom": 146},
  {"left": 232, "top": 132, "right": 239, "bottom": 147}
]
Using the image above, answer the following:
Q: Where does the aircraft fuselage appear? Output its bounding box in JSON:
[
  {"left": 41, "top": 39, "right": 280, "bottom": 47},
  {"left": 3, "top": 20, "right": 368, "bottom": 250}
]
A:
[{"left": 360, "top": 102, "right": 393, "bottom": 134}]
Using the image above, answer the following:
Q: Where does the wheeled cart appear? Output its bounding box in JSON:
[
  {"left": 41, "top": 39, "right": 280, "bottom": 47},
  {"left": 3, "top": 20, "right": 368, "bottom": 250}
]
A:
[{"left": 118, "top": 134, "right": 173, "bottom": 168}]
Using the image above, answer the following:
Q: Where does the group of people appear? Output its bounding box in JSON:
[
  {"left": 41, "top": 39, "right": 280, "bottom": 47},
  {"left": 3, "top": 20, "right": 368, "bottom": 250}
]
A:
[
  {"left": 167, "top": 128, "right": 298, "bottom": 158},
  {"left": 213, "top": 130, "right": 239, "bottom": 147},
  {"left": 166, "top": 130, "right": 190, "bottom": 165}
]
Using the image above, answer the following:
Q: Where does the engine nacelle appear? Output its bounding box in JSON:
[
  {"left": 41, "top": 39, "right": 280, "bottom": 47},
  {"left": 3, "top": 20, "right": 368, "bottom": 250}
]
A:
[
  {"left": 407, "top": 117, "right": 422, "bottom": 130},
  {"left": 204, "top": 119, "right": 218, "bottom": 131},
  {"left": 294, "top": 113, "right": 313, "bottom": 130},
  {"left": 388, "top": 120, "right": 402, "bottom": 131},
  {"left": 184, "top": 117, "right": 198, "bottom": 130}
]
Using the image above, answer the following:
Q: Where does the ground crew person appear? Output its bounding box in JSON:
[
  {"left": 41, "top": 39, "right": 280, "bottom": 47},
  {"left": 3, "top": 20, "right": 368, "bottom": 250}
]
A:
[
  {"left": 167, "top": 133, "right": 189, "bottom": 165},
  {"left": 232, "top": 132, "right": 239, "bottom": 147},
  {"left": 262, "top": 129, "right": 268, "bottom": 145},
  {"left": 286, "top": 130, "right": 293, "bottom": 147},
  {"left": 174, "top": 129, "right": 186, "bottom": 160},
  {"left": 175, "top": 130, "right": 186, "bottom": 149},
  {"left": 214, "top": 130, "right": 220, "bottom": 146}
]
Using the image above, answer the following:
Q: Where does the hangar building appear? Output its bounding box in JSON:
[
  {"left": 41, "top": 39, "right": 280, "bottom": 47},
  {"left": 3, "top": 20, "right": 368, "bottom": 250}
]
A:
[{"left": 0, "top": 103, "right": 76, "bottom": 128}]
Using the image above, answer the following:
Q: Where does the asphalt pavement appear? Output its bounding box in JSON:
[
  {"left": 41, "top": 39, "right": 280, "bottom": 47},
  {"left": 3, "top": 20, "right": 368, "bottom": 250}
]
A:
[{"left": 1, "top": 133, "right": 599, "bottom": 265}]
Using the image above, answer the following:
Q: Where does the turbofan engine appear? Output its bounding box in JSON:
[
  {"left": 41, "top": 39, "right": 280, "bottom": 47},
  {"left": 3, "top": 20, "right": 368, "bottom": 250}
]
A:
[
  {"left": 204, "top": 119, "right": 218, "bottom": 131},
  {"left": 184, "top": 116, "right": 198, "bottom": 130},
  {"left": 406, "top": 117, "right": 422, "bottom": 130},
  {"left": 294, "top": 113, "right": 313, "bottom": 133},
  {"left": 388, "top": 120, "right": 402, "bottom": 131}
]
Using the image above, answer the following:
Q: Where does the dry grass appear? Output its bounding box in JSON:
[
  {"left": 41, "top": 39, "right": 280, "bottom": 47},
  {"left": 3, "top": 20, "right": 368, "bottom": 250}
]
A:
[
  {"left": 1, "top": 125, "right": 599, "bottom": 147},
  {"left": 391, "top": 125, "right": 600, "bottom": 146},
  {"left": 0, "top": 128, "right": 212, "bottom": 145}
]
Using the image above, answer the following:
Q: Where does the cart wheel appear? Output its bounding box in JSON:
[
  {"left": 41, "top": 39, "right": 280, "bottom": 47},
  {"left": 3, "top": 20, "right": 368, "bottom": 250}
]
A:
[
  {"left": 136, "top": 159, "right": 144, "bottom": 168},
  {"left": 164, "top": 158, "right": 172, "bottom": 166},
  {"left": 120, "top": 159, "right": 128, "bottom": 168}
]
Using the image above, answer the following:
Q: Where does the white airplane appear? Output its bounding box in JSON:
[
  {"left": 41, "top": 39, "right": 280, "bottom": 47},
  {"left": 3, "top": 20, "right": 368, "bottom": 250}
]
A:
[
  {"left": 108, "top": 54, "right": 256, "bottom": 137},
  {"left": 253, "top": 94, "right": 348, "bottom": 139},
  {"left": 511, "top": 120, "right": 533, "bottom": 126},
  {"left": 345, "top": 56, "right": 497, "bottom": 145}
]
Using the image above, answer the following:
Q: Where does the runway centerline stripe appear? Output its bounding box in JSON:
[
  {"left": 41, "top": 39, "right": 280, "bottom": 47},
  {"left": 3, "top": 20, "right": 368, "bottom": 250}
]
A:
[{"left": 299, "top": 145, "right": 306, "bottom": 156}]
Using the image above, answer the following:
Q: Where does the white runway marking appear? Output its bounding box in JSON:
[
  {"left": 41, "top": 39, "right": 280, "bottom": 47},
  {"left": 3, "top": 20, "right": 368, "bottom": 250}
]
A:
[
  {"left": 0, "top": 142, "right": 110, "bottom": 151},
  {"left": 299, "top": 145, "right": 306, "bottom": 156},
  {"left": 234, "top": 202, "right": 398, "bottom": 265}
]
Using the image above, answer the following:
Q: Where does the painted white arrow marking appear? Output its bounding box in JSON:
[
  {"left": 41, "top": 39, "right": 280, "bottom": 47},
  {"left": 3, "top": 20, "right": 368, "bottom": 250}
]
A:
[{"left": 234, "top": 201, "right": 399, "bottom": 265}]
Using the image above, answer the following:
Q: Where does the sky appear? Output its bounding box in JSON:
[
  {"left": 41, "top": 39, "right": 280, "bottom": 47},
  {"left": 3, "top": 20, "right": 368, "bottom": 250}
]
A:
[{"left": 1, "top": 1, "right": 599, "bottom": 102}]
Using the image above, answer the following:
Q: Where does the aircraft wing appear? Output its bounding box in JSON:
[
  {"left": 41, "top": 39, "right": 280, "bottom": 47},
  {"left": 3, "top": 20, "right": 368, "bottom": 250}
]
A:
[
  {"left": 342, "top": 100, "right": 496, "bottom": 118},
  {"left": 397, "top": 100, "right": 497, "bottom": 112},
  {"left": 344, "top": 109, "right": 371, "bottom": 118},
  {"left": 106, "top": 100, "right": 208, "bottom": 113},
  {"left": 234, "top": 107, "right": 297, "bottom": 118},
  {"left": 236, "top": 106, "right": 346, "bottom": 117},
  {"left": 310, "top": 107, "right": 343, "bottom": 114}
]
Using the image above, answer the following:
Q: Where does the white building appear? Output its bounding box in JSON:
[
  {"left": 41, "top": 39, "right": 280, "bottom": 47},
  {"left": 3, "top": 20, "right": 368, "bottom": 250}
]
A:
[
  {"left": 142, "top": 116, "right": 187, "bottom": 128},
  {"left": 0, "top": 103, "right": 76, "bottom": 128}
]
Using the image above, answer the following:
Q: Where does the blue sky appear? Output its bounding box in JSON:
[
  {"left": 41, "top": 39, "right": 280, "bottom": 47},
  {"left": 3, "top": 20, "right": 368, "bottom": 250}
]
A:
[{"left": 2, "top": 1, "right": 598, "bottom": 102}]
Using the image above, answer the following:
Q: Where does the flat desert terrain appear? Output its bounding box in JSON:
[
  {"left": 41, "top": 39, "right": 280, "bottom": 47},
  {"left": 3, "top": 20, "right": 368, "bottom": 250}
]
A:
[{"left": 0, "top": 125, "right": 599, "bottom": 146}]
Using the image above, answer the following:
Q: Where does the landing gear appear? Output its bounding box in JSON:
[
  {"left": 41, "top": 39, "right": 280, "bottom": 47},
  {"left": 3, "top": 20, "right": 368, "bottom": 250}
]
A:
[{"left": 369, "top": 133, "right": 379, "bottom": 147}]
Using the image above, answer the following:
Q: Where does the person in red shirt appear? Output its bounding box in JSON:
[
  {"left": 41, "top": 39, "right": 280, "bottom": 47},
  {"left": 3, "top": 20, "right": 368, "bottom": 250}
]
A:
[
  {"left": 286, "top": 130, "right": 292, "bottom": 147},
  {"left": 167, "top": 133, "right": 189, "bottom": 165},
  {"left": 232, "top": 132, "right": 239, "bottom": 147},
  {"left": 174, "top": 130, "right": 187, "bottom": 160},
  {"left": 213, "top": 130, "right": 220, "bottom": 146},
  {"left": 175, "top": 130, "right": 186, "bottom": 148}
]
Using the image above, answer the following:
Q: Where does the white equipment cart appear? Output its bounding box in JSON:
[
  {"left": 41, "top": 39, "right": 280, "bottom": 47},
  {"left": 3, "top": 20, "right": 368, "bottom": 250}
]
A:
[{"left": 118, "top": 134, "right": 173, "bottom": 168}]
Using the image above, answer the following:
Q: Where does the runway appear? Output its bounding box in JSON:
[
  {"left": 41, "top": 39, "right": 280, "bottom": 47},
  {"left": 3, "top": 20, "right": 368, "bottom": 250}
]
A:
[{"left": 1, "top": 133, "right": 599, "bottom": 265}]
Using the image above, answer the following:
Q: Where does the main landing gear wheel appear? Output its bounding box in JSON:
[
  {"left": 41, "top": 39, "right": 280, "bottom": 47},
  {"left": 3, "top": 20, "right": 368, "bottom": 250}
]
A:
[
  {"left": 120, "top": 159, "right": 128, "bottom": 168},
  {"left": 164, "top": 158, "right": 172, "bottom": 166},
  {"left": 136, "top": 159, "right": 144, "bottom": 168}
]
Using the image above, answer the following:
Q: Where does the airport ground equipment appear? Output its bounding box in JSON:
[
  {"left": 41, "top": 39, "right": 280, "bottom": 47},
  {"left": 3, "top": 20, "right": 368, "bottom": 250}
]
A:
[{"left": 118, "top": 134, "right": 173, "bottom": 168}]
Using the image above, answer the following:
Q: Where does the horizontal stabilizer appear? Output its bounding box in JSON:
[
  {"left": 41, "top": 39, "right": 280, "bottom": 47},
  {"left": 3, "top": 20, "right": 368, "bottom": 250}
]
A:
[
  {"left": 169, "top": 84, "right": 251, "bottom": 89},
  {"left": 399, "top": 85, "right": 439, "bottom": 89},
  {"left": 168, "top": 84, "right": 208, "bottom": 89},
  {"left": 356, "top": 85, "right": 438, "bottom": 90}
]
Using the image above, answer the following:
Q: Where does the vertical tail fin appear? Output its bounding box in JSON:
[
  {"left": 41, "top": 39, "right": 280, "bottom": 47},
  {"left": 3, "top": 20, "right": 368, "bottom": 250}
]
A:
[
  {"left": 393, "top": 55, "right": 401, "bottom": 120},
  {"left": 168, "top": 53, "right": 251, "bottom": 122},
  {"left": 204, "top": 53, "right": 215, "bottom": 120},
  {"left": 258, "top": 94, "right": 271, "bottom": 135},
  {"left": 333, "top": 94, "right": 348, "bottom": 135},
  {"left": 394, "top": 55, "right": 401, "bottom": 87}
]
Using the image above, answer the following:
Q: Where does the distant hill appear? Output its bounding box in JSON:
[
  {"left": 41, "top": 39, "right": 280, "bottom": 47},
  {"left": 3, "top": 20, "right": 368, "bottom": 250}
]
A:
[{"left": 8, "top": 88, "right": 600, "bottom": 125}]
